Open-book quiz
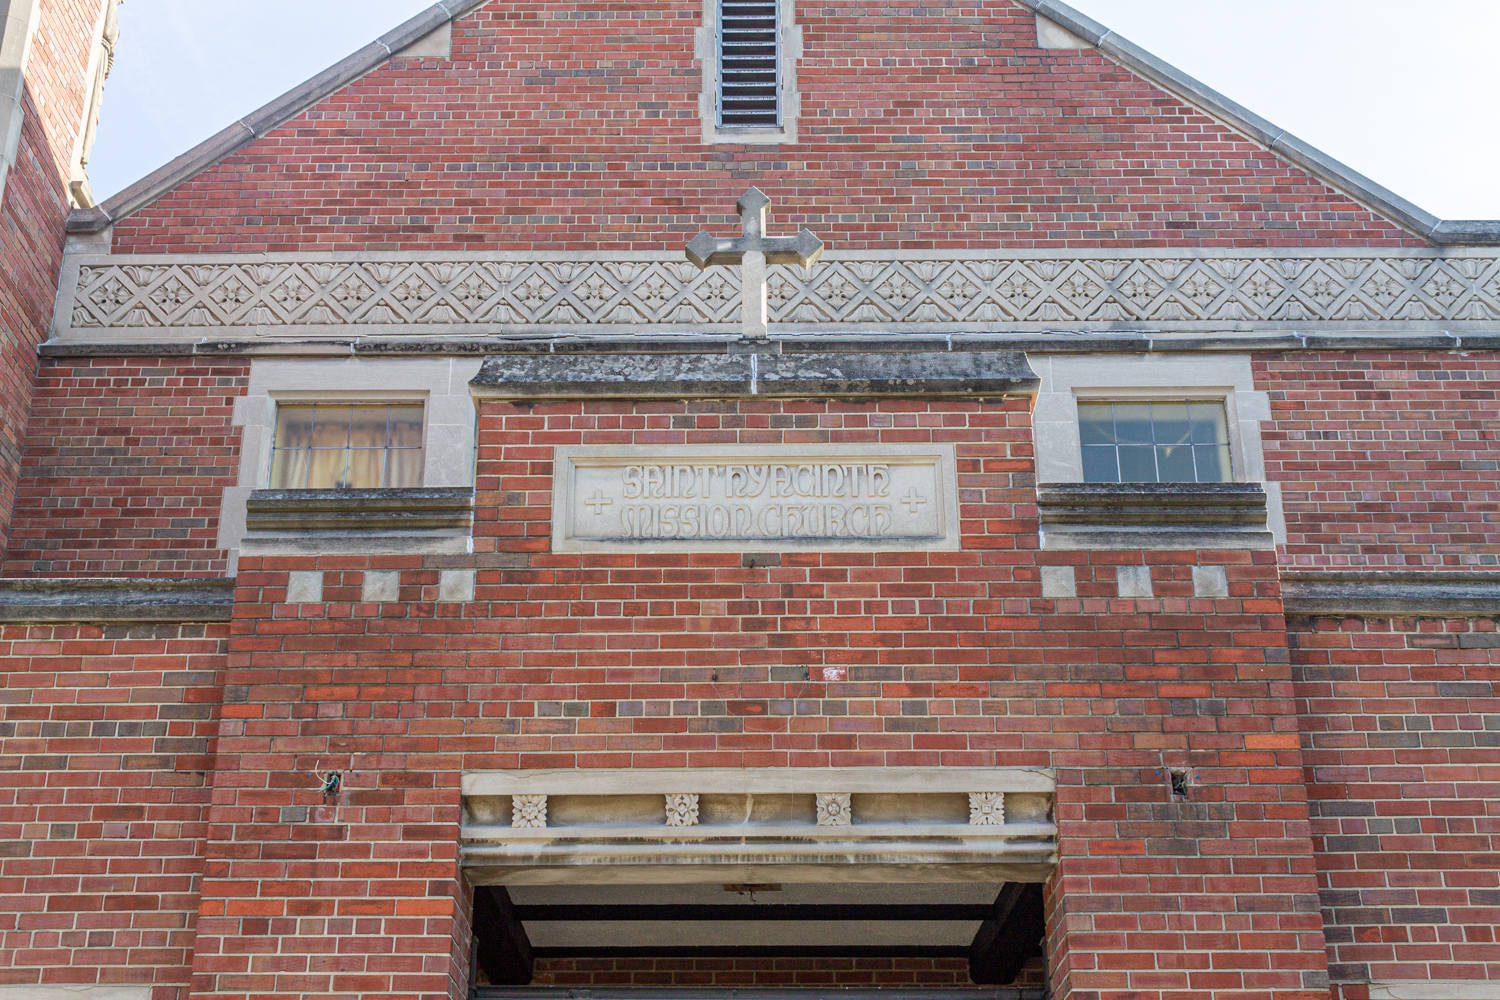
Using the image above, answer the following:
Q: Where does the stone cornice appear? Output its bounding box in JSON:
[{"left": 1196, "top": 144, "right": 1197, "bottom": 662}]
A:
[
  {"left": 468, "top": 349, "right": 1039, "bottom": 400},
  {"left": 35, "top": 331, "right": 1500, "bottom": 360}
]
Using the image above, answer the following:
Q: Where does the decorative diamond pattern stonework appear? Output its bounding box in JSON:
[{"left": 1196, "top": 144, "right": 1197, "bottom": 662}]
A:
[
  {"left": 664, "top": 793, "right": 700, "bottom": 827},
  {"left": 969, "top": 792, "right": 1004, "bottom": 826},
  {"left": 816, "top": 792, "right": 852, "bottom": 827},
  {"left": 511, "top": 794, "right": 547, "bottom": 829},
  {"left": 61, "top": 252, "right": 1500, "bottom": 338}
]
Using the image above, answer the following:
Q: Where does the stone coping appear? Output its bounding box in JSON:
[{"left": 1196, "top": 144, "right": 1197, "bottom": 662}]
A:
[
  {"left": 1281, "top": 570, "right": 1500, "bottom": 617},
  {"left": 468, "top": 350, "right": 1039, "bottom": 399},
  {"left": 1036, "top": 482, "right": 1274, "bottom": 551},
  {"left": 0, "top": 577, "right": 235, "bottom": 622}
]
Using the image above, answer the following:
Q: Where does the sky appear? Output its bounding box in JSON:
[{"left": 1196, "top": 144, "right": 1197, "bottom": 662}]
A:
[{"left": 85, "top": 0, "right": 1500, "bottom": 221}]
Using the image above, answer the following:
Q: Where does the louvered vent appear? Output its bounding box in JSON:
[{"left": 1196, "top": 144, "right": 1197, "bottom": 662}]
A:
[{"left": 718, "top": 0, "right": 780, "bottom": 128}]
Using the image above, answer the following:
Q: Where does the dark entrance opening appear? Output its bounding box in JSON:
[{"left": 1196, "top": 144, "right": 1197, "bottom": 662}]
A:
[{"left": 471, "top": 881, "right": 1045, "bottom": 993}]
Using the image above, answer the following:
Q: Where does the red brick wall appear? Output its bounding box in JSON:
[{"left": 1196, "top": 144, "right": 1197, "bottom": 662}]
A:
[
  {"left": 0, "top": 0, "right": 111, "bottom": 548},
  {"left": 1290, "top": 615, "right": 1500, "bottom": 996},
  {"left": 2, "top": 357, "right": 248, "bottom": 578},
  {"left": 108, "top": 0, "right": 1420, "bottom": 254},
  {"left": 0, "top": 621, "right": 227, "bottom": 1000},
  {"left": 1258, "top": 352, "right": 1500, "bottom": 569},
  {"left": 185, "top": 396, "right": 1328, "bottom": 1000}
]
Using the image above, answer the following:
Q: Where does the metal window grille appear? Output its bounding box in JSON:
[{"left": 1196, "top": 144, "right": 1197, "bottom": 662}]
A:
[{"left": 717, "top": 0, "right": 781, "bottom": 128}]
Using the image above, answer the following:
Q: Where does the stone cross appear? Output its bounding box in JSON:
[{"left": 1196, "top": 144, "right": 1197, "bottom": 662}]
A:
[{"left": 685, "top": 187, "right": 825, "bottom": 339}]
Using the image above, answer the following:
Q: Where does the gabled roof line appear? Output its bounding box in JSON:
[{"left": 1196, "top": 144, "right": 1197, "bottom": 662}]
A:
[
  {"left": 67, "top": 0, "right": 1500, "bottom": 245},
  {"left": 1018, "top": 0, "right": 1500, "bottom": 246},
  {"left": 66, "top": 0, "right": 493, "bottom": 234}
]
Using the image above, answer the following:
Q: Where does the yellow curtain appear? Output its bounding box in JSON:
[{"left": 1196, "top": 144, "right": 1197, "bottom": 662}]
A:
[{"left": 271, "top": 403, "right": 425, "bottom": 489}]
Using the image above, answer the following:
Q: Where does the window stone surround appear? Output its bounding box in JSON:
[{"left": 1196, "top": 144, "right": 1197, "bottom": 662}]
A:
[
  {"left": 221, "top": 357, "right": 480, "bottom": 568},
  {"left": 1030, "top": 353, "right": 1285, "bottom": 545}
]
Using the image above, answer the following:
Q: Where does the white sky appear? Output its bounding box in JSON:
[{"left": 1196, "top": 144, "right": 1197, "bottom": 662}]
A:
[{"left": 86, "top": 0, "right": 1500, "bottom": 221}]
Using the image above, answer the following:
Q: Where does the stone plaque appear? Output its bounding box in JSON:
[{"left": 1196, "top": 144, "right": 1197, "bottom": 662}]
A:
[{"left": 553, "top": 444, "right": 960, "bottom": 552}]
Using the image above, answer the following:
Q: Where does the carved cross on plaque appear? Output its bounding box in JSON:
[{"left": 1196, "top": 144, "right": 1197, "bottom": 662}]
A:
[{"left": 685, "top": 187, "right": 826, "bottom": 339}]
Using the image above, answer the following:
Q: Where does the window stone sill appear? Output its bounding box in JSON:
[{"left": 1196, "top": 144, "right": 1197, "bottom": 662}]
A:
[
  {"left": 242, "top": 487, "right": 475, "bottom": 556},
  {"left": 1037, "top": 481, "right": 1273, "bottom": 551}
]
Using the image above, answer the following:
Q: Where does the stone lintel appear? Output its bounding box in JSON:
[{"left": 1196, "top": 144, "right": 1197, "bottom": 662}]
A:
[
  {"left": 1281, "top": 570, "right": 1500, "bottom": 618},
  {"left": 468, "top": 349, "right": 1039, "bottom": 400},
  {"left": 0, "top": 577, "right": 234, "bottom": 623},
  {"left": 462, "top": 767, "right": 1057, "bottom": 885},
  {"left": 473, "top": 991, "right": 1047, "bottom": 1000},
  {"left": 1037, "top": 481, "right": 1274, "bottom": 552}
]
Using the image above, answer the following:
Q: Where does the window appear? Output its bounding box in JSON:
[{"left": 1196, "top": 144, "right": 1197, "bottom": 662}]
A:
[
  {"left": 269, "top": 403, "right": 424, "bottom": 489},
  {"left": 717, "top": 0, "right": 780, "bottom": 128},
  {"left": 1078, "top": 401, "right": 1231, "bottom": 484}
]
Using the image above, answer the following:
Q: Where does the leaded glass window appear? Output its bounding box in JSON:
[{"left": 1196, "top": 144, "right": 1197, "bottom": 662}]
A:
[
  {"left": 1078, "top": 400, "right": 1231, "bottom": 484},
  {"left": 269, "top": 403, "right": 424, "bottom": 489}
]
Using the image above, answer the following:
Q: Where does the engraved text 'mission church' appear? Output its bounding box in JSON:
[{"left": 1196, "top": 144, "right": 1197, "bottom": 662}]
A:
[
  {"left": 617, "top": 462, "right": 898, "bottom": 540},
  {"left": 554, "top": 446, "right": 958, "bottom": 552}
]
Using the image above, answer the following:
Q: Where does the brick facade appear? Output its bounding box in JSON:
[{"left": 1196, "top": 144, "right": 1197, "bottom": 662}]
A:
[
  {"left": 0, "top": 0, "right": 106, "bottom": 548},
  {"left": 525, "top": 955, "right": 1023, "bottom": 987},
  {"left": 1259, "top": 354, "right": 1500, "bottom": 569},
  {"left": 2, "top": 357, "right": 248, "bottom": 578},
  {"left": 0, "top": 0, "right": 1496, "bottom": 998},
  {"left": 106, "top": 0, "right": 1418, "bottom": 255},
  {"left": 1291, "top": 615, "right": 1500, "bottom": 993},
  {"left": 0, "top": 622, "right": 227, "bottom": 999}
]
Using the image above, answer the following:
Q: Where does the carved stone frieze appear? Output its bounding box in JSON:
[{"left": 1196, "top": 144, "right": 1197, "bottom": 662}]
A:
[{"left": 53, "top": 250, "right": 1500, "bottom": 340}]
